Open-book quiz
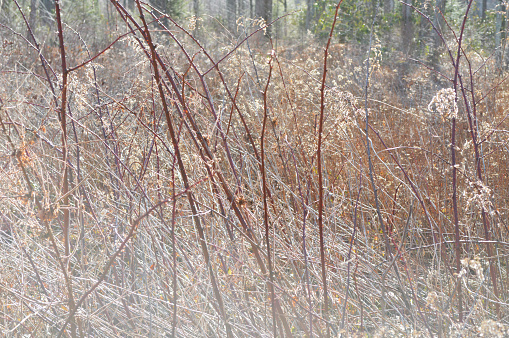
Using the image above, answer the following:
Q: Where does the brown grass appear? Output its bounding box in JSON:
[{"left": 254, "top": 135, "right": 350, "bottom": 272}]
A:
[{"left": 0, "top": 1, "right": 508, "bottom": 337}]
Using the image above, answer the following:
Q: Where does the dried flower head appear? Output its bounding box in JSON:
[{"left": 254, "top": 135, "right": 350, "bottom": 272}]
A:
[
  {"left": 479, "top": 320, "right": 509, "bottom": 337},
  {"left": 460, "top": 256, "right": 484, "bottom": 281},
  {"left": 425, "top": 291, "right": 439, "bottom": 310},
  {"left": 187, "top": 16, "right": 203, "bottom": 31},
  {"left": 428, "top": 88, "right": 458, "bottom": 120},
  {"left": 465, "top": 180, "right": 493, "bottom": 214},
  {"left": 236, "top": 194, "right": 248, "bottom": 208}
]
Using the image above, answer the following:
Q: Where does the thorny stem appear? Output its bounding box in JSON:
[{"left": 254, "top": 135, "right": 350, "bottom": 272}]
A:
[
  {"left": 113, "top": 3, "right": 293, "bottom": 334},
  {"left": 458, "top": 49, "right": 501, "bottom": 321},
  {"left": 341, "top": 173, "right": 362, "bottom": 331},
  {"left": 261, "top": 52, "right": 277, "bottom": 336},
  {"left": 450, "top": 0, "right": 474, "bottom": 322},
  {"left": 318, "top": 2, "right": 343, "bottom": 335},
  {"left": 57, "top": 201, "right": 169, "bottom": 337},
  {"left": 54, "top": 1, "right": 77, "bottom": 336},
  {"left": 286, "top": 138, "right": 313, "bottom": 337},
  {"left": 170, "top": 153, "right": 178, "bottom": 337},
  {"left": 55, "top": 0, "right": 70, "bottom": 260},
  {"left": 363, "top": 0, "right": 394, "bottom": 326},
  {"left": 451, "top": 115, "right": 463, "bottom": 322},
  {"left": 134, "top": 1, "right": 234, "bottom": 336}
]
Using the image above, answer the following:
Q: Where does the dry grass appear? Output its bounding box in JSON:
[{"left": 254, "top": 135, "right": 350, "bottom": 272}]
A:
[{"left": 0, "top": 2, "right": 509, "bottom": 337}]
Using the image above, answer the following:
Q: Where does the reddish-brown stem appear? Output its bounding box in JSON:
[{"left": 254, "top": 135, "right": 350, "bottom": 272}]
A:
[
  {"left": 170, "top": 158, "right": 178, "bottom": 337},
  {"left": 449, "top": 0, "right": 475, "bottom": 322},
  {"left": 109, "top": 0, "right": 268, "bottom": 273},
  {"left": 55, "top": 0, "right": 70, "bottom": 256},
  {"left": 54, "top": 1, "right": 77, "bottom": 336},
  {"left": 56, "top": 201, "right": 169, "bottom": 337},
  {"left": 134, "top": 1, "right": 233, "bottom": 336},
  {"left": 341, "top": 173, "right": 362, "bottom": 331},
  {"left": 0, "top": 102, "right": 76, "bottom": 338},
  {"left": 458, "top": 57, "right": 501, "bottom": 319},
  {"left": 261, "top": 52, "right": 277, "bottom": 336},
  {"left": 318, "top": 2, "right": 343, "bottom": 335},
  {"left": 451, "top": 116, "right": 462, "bottom": 322}
]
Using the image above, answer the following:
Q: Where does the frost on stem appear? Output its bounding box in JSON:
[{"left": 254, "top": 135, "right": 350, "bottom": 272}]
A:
[{"left": 427, "top": 88, "right": 458, "bottom": 120}]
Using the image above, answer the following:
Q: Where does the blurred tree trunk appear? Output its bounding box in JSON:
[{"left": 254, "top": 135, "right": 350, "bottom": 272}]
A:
[
  {"left": 481, "top": 0, "right": 487, "bottom": 21},
  {"left": 417, "top": 0, "right": 430, "bottom": 55},
  {"left": 227, "top": 0, "right": 237, "bottom": 31},
  {"left": 401, "top": 0, "right": 413, "bottom": 54},
  {"left": 193, "top": 0, "right": 200, "bottom": 36},
  {"left": 239, "top": 0, "right": 246, "bottom": 17},
  {"left": 505, "top": 7, "right": 509, "bottom": 67},
  {"left": 282, "top": 0, "right": 287, "bottom": 37},
  {"left": 194, "top": 0, "right": 200, "bottom": 18},
  {"left": 40, "top": 0, "right": 52, "bottom": 12},
  {"left": 434, "top": 0, "right": 446, "bottom": 33},
  {"left": 40, "top": 0, "right": 52, "bottom": 25},
  {"left": 256, "top": 0, "right": 272, "bottom": 36},
  {"left": 152, "top": 0, "right": 168, "bottom": 25},
  {"left": 27, "top": 0, "right": 37, "bottom": 45},
  {"left": 384, "top": 0, "right": 394, "bottom": 16},
  {"left": 495, "top": 0, "right": 506, "bottom": 68},
  {"left": 430, "top": 0, "right": 446, "bottom": 68},
  {"left": 151, "top": 0, "right": 182, "bottom": 25},
  {"left": 305, "top": 0, "right": 313, "bottom": 31}
]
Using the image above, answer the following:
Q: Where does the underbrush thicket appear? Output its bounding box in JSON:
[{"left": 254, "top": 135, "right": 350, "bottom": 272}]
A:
[{"left": 0, "top": 1, "right": 509, "bottom": 337}]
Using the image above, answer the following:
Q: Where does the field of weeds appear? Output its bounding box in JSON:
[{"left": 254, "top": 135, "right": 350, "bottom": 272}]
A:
[{"left": 1, "top": 1, "right": 509, "bottom": 337}]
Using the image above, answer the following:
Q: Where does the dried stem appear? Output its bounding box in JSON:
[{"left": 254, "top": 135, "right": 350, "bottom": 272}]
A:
[
  {"left": 318, "top": 2, "right": 343, "bottom": 335},
  {"left": 261, "top": 51, "right": 277, "bottom": 336}
]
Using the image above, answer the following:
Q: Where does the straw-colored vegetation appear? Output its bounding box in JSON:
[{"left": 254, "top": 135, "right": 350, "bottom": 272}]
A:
[{"left": 1, "top": 0, "right": 509, "bottom": 336}]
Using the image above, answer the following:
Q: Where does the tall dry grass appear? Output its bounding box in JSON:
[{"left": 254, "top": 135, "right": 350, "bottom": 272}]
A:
[{"left": 0, "top": 0, "right": 509, "bottom": 337}]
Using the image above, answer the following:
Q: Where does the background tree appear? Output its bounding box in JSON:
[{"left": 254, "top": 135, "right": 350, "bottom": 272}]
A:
[
  {"left": 227, "top": 0, "right": 237, "bottom": 31},
  {"left": 151, "top": 0, "right": 182, "bottom": 23},
  {"left": 384, "top": 0, "right": 394, "bottom": 16},
  {"left": 27, "top": 0, "right": 37, "bottom": 44},
  {"left": 432, "top": 0, "right": 447, "bottom": 66},
  {"left": 305, "top": 0, "right": 314, "bottom": 31},
  {"left": 39, "top": 0, "right": 53, "bottom": 24},
  {"left": 401, "top": 0, "right": 414, "bottom": 55},
  {"left": 495, "top": 0, "right": 506, "bottom": 68},
  {"left": 256, "top": 0, "right": 272, "bottom": 35},
  {"left": 125, "top": 0, "right": 135, "bottom": 10}
]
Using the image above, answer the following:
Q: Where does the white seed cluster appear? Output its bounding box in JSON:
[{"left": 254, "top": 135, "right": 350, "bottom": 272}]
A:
[
  {"left": 428, "top": 88, "right": 458, "bottom": 120},
  {"left": 479, "top": 319, "right": 509, "bottom": 337},
  {"left": 460, "top": 256, "right": 484, "bottom": 281},
  {"left": 465, "top": 180, "right": 494, "bottom": 214}
]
